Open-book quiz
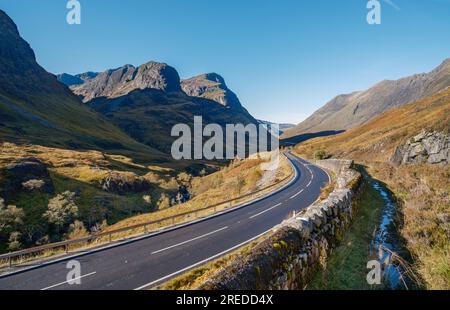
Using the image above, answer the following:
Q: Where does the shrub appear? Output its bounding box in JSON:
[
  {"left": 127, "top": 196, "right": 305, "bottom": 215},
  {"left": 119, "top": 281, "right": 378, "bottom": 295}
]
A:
[
  {"left": 66, "top": 220, "right": 88, "bottom": 240},
  {"left": 43, "top": 191, "right": 79, "bottom": 229},
  {"left": 8, "top": 231, "right": 22, "bottom": 251},
  {"left": 157, "top": 193, "right": 171, "bottom": 210},
  {"left": 314, "top": 149, "right": 327, "bottom": 160},
  {"left": 0, "top": 198, "right": 24, "bottom": 231}
]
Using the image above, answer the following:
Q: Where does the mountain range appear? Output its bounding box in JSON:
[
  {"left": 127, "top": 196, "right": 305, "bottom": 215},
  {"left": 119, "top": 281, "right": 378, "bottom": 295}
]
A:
[
  {"left": 282, "top": 59, "right": 450, "bottom": 139},
  {"left": 58, "top": 63, "right": 258, "bottom": 154},
  {"left": 0, "top": 10, "right": 166, "bottom": 162},
  {"left": 0, "top": 9, "right": 259, "bottom": 162}
]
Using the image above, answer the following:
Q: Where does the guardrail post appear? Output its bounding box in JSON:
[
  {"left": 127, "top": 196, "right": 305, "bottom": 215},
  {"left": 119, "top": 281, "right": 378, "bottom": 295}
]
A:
[
  {"left": 144, "top": 225, "right": 148, "bottom": 234},
  {"left": 109, "top": 233, "right": 112, "bottom": 243},
  {"left": 9, "top": 257, "right": 12, "bottom": 268}
]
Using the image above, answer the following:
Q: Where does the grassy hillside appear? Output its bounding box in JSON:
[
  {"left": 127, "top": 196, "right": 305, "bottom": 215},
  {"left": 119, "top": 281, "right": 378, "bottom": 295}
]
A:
[
  {"left": 0, "top": 92, "right": 167, "bottom": 164},
  {"left": 102, "top": 152, "right": 291, "bottom": 237},
  {"left": 283, "top": 59, "right": 450, "bottom": 139},
  {"left": 0, "top": 9, "right": 166, "bottom": 164},
  {"left": 89, "top": 89, "right": 258, "bottom": 154},
  {"left": 295, "top": 87, "right": 450, "bottom": 162},
  {"left": 294, "top": 88, "right": 450, "bottom": 289},
  {"left": 0, "top": 142, "right": 220, "bottom": 253}
]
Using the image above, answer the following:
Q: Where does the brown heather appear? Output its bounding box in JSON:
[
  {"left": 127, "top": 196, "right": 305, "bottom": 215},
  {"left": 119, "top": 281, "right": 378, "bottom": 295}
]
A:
[{"left": 295, "top": 88, "right": 450, "bottom": 289}]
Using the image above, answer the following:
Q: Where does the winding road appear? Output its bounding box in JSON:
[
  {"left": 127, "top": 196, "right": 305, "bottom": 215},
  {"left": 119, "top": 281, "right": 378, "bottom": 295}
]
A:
[{"left": 0, "top": 153, "right": 329, "bottom": 290}]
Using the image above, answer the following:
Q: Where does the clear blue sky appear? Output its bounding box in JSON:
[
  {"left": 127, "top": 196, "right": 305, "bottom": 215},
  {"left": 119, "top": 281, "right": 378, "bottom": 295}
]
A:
[{"left": 1, "top": 0, "right": 449, "bottom": 124}]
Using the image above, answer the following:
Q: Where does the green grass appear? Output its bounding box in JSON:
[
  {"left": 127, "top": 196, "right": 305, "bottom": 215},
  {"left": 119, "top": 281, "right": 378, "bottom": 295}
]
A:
[{"left": 307, "top": 178, "right": 384, "bottom": 290}]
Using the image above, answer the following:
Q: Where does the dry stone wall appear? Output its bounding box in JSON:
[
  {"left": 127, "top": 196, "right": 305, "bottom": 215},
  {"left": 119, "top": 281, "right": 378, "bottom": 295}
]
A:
[{"left": 200, "top": 159, "right": 361, "bottom": 290}]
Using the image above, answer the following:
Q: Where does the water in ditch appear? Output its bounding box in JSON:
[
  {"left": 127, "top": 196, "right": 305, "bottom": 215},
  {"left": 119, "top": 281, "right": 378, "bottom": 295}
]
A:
[{"left": 371, "top": 182, "right": 409, "bottom": 289}]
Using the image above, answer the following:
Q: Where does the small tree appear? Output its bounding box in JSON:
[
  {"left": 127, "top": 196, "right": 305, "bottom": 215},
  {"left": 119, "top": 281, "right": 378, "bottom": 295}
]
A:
[
  {"left": 157, "top": 194, "right": 171, "bottom": 210},
  {"left": 143, "top": 195, "right": 152, "bottom": 205},
  {"left": 43, "top": 191, "right": 78, "bottom": 229},
  {"left": 66, "top": 220, "right": 88, "bottom": 240},
  {"left": 8, "top": 231, "right": 22, "bottom": 251},
  {"left": 0, "top": 198, "right": 24, "bottom": 232},
  {"left": 314, "top": 149, "right": 327, "bottom": 160},
  {"left": 235, "top": 175, "right": 246, "bottom": 195}
]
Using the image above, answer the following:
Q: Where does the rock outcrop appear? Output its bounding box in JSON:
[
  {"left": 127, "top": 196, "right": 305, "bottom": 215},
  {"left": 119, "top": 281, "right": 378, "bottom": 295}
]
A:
[
  {"left": 200, "top": 159, "right": 361, "bottom": 290},
  {"left": 0, "top": 158, "right": 54, "bottom": 202},
  {"left": 391, "top": 131, "right": 450, "bottom": 165},
  {"left": 99, "top": 172, "right": 151, "bottom": 195},
  {"left": 181, "top": 73, "right": 243, "bottom": 109}
]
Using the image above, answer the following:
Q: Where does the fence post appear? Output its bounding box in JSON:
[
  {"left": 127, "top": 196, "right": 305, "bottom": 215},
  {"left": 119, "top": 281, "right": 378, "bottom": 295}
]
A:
[
  {"left": 144, "top": 225, "right": 148, "bottom": 234},
  {"left": 65, "top": 244, "right": 69, "bottom": 254},
  {"left": 109, "top": 233, "right": 112, "bottom": 243},
  {"left": 9, "top": 257, "right": 12, "bottom": 268}
]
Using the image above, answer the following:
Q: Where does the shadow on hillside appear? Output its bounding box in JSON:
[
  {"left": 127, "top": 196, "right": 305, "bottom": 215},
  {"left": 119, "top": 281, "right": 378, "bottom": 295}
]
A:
[{"left": 280, "top": 130, "right": 345, "bottom": 147}]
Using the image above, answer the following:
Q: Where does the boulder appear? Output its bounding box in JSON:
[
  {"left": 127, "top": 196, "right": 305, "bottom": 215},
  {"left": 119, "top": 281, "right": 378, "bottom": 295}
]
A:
[
  {"left": 0, "top": 158, "right": 54, "bottom": 202},
  {"left": 99, "top": 172, "right": 151, "bottom": 195}
]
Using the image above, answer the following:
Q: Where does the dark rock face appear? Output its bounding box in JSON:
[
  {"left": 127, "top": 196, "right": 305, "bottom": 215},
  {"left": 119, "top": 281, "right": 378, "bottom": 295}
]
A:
[
  {"left": 391, "top": 131, "right": 450, "bottom": 165},
  {"left": 99, "top": 172, "right": 151, "bottom": 195},
  {"left": 181, "top": 73, "right": 243, "bottom": 109},
  {"left": 0, "top": 10, "right": 69, "bottom": 98},
  {"left": 0, "top": 158, "right": 54, "bottom": 202},
  {"left": 70, "top": 62, "right": 182, "bottom": 102}
]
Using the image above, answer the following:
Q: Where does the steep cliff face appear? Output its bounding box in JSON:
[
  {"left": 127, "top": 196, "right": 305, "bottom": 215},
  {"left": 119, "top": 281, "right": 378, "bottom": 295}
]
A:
[
  {"left": 391, "top": 131, "right": 450, "bottom": 165},
  {"left": 70, "top": 62, "right": 182, "bottom": 102},
  {"left": 0, "top": 10, "right": 69, "bottom": 98},
  {"left": 0, "top": 10, "right": 164, "bottom": 159},
  {"left": 283, "top": 59, "right": 450, "bottom": 139},
  {"left": 181, "top": 73, "right": 244, "bottom": 109}
]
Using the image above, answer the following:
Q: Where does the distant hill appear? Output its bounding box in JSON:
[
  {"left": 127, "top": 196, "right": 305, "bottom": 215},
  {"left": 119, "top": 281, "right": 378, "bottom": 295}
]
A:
[
  {"left": 283, "top": 59, "right": 450, "bottom": 139},
  {"left": 0, "top": 10, "right": 165, "bottom": 162},
  {"left": 294, "top": 86, "right": 450, "bottom": 162},
  {"left": 57, "top": 72, "right": 98, "bottom": 87},
  {"left": 257, "top": 120, "right": 295, "bottom": 136},
  {"left": 61, "top": 65, "right": 259, "bottom": 154}
]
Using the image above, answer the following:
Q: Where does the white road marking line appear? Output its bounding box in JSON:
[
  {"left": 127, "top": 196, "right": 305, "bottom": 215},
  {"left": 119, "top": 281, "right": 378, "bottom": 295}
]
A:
[
  {"left": 41, "top": 271, "right": 97, "bottom": 290},
  {"left": 249, "top": 203, "right": 283, "bottom": 219},
  {"left": 134, "top": 230, "right": 271, "bottom": 290},
  {"left": 151, "top": 227, "right": 228, "bottom": 254},
  {"left": 290, "top": 189, "right": 304, "bottom": 199},
  {"left": 307, "top": 180, "right": 312, "bottom": 187},
  {"left": 134, "top": 154, "right": 329, "bottom": 290}
]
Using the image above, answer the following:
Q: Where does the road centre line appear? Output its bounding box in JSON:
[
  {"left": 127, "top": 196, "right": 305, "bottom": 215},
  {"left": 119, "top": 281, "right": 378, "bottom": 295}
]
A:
[
  {"left": 249, "top": 203, "right": 283, "bottom": 219},
  {"left": 41, "top": 272, "right": 97, "bottom": 290},
  {"left": 151, "top": 226, "right": 229, "bottom": 254}
]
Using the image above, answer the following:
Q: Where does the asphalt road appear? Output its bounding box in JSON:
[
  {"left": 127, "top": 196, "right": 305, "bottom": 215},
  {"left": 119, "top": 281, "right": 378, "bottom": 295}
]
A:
[{"left": 0, "top": 153, "right": 329, "bottom": 290}]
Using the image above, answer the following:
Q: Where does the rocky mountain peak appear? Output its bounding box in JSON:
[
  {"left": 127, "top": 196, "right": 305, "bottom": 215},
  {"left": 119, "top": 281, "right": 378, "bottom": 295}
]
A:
[
  {"left": 181, "top": 73, "right": 242, "bottom": 109},
  {"left": 68, "top": 61, "right": 182, "bottom": 102}
]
